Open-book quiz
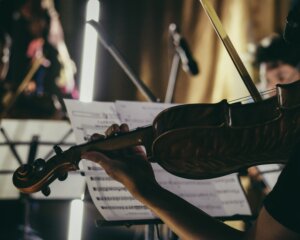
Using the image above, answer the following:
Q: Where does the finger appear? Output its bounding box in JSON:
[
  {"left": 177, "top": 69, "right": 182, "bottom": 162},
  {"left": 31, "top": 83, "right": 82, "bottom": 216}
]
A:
[
  {"left": 81, "top": 151, "right": 123, "bottom": 180},
  {"left": 82, "top": 151, "right": 114, "bottom": 169},
  {"left": 90, "top": 133, "right": 105, "bottom": 141},
  {"left": 82, "top": 151, "right": 106, "bottom": 162},
  {"left": 105, "top": 124, "right": 120, "bottom": 136},
  {"left": 114, "top": 124, "right": 130, "bottom": 156},
  {"left": 132, "top": 146, "right": 146, "bottom": 155},
  {"left": 120, "top": 123, "right": 129, "bottom": 133},
  {"left": 128, "top": 145, "right": 147, "bottom": 159}
]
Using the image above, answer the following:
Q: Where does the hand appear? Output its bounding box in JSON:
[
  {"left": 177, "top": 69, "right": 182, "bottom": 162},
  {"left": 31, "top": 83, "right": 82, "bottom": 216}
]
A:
[{"left": 81, "top": 123, "right": 159, "bottom": 199}]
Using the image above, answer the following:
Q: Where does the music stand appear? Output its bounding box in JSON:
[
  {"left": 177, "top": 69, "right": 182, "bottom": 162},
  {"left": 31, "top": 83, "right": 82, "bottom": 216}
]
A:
[{"left": 0, "top": 119, "right": 87, "bottom": 238}]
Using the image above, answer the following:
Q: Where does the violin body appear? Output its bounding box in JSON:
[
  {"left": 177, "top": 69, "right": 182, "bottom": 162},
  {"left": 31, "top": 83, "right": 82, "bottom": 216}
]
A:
[
  {"left": 152, "top": 80, "right": 300, "bottom": 179},
  {"left": 13, "top": 81, "right": 300, "bottom": 194}
]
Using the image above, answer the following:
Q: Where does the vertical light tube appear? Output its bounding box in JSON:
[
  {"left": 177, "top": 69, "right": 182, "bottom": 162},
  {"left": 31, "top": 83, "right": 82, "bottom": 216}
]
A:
[
  {"left": 79, "top": 0, "right": 100, "bottom": 102},
  {"left": 67, "top": 199, "right": 84, "bottom": 240}
]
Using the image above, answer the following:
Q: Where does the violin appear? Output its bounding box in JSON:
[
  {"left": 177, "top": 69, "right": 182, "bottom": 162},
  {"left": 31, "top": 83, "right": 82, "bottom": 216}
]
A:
[
  {"left": 12, "top": 80, "right": 300, "bottom": 194},
  {"left": 12, "top": 0, "right": 300, "bottom": 195}
]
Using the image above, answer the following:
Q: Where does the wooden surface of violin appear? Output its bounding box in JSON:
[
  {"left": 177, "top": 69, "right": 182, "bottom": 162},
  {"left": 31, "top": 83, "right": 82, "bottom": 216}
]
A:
[
  {"left": 13, "top": 81, "right": 300, "bottom": 194},
  {"left": 152, "top": 80, "right": 300, "bottom": 179}
]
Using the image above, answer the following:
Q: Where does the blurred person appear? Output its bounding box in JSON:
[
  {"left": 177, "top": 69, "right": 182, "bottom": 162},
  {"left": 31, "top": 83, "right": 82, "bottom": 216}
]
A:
[
  {"left": 248, "top": 34, "right": 300, "bottom": 191},
  {"left": 7, "top": 0, "right": 77, "bottom": 118},
  {"left": 254, "top": 34, "right": 300, "bottom": 94}
]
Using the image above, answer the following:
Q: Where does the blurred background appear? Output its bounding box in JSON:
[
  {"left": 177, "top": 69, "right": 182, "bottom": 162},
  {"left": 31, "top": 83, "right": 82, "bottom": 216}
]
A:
[{"left": 0, "top": 0, "right": 296, "bottom": 239}]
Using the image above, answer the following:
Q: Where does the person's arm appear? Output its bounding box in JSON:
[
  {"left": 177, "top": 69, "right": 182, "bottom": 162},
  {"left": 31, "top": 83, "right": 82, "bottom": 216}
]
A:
[
  {"left": 247, "top": 207, "right": 300, "bottom": 240},
  {"left": 81, "top": 124, "right": 299, "bottom": 240},
  {"left": 82, "top": 151, "right": 244, "bottom": 240},
  {"left": 81, "top": 124, "right": 245, "bottom": 239}
]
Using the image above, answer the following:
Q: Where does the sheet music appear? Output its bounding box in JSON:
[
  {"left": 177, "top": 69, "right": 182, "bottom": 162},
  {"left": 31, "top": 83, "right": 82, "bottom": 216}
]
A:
[
  {"left": 115, "top": 100, "right": 175, "bottom": 129},
  {"left": 64, "top": 100, "right": 154, "bottom": 220},
  {"left": 257, "top": 164, "right": 282, "bottom": 190},
  {"left": 64, "top": 99, "right": 251, "bottom": 221}
]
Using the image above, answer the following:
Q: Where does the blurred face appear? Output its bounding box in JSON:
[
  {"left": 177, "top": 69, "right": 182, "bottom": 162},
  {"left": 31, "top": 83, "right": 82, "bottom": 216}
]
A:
[
  {"left": 28, "top": 18, "right": 48, "bottom": 37},
  {"left": 261, "top": 61, "right": 300, "bottom": 89}
]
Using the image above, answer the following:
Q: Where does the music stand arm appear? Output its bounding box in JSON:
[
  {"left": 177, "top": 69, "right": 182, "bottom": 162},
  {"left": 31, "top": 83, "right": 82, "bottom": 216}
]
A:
[
  {"left": 88, "top": 20, "right": 159, "bottom": 103},
  {"left": 0, "top": 127, "right": 23, "bottom": 165}
]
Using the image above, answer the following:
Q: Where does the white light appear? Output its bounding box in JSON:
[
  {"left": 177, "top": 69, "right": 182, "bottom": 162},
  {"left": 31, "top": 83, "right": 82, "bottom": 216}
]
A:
[
  {"left": 79, "top": 0, "right": 100, "bottom": 102},
  {"left": 68, "top": 199, "right": 84, "bottom": 240}
]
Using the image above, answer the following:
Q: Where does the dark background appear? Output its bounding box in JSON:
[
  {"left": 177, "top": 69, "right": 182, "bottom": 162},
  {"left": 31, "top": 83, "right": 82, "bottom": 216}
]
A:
[{"left": 0, "top": 0, "right": 295, "bottom": 239}]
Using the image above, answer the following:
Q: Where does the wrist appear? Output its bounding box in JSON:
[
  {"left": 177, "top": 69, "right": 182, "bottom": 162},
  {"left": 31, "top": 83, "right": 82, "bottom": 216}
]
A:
[{"left": 131, "top": 181, "right": 164, "bottom": 203}]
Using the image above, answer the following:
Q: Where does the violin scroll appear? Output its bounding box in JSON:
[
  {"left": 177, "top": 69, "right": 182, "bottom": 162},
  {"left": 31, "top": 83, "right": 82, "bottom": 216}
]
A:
[
  {"left": 12, "top": 126, "right": 153, "bottom": 195},
  {"left": 13, "top": 145, "right": 81, "bottom": 195}
]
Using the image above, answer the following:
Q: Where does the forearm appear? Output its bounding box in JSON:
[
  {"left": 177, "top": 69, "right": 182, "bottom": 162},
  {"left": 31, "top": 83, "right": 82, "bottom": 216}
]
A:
[
  {"left": 81, "top": 133, "right": 246, "bottom": 240},
  {"left": 134, "top": 184, "right": 245, "bottom": 240}
]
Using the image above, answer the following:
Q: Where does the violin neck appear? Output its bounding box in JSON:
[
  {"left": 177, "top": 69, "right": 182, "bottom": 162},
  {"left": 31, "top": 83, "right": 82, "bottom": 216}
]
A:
[{"left": 77, "top": 125, "right": 154, "bottom": 156}]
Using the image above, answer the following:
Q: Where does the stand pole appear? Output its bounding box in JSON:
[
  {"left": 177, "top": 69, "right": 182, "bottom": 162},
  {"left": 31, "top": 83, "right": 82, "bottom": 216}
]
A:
[
  {"left": 27, "top": 135, "right": 39, "bottom": 165},
  {"left": 164, "top": 54, "right": 180, "bottom": 103},
  {"left": 43, "top": 128, "right": 73, "bottom": 159},
  {"left": 145, "top": 224, "right": 155, "bottom": 240}
]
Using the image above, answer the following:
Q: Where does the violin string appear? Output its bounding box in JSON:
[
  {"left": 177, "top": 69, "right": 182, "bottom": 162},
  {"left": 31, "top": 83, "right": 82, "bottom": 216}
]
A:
[{"left": 228, "top": 88, "right": 276, "bottom": 104}]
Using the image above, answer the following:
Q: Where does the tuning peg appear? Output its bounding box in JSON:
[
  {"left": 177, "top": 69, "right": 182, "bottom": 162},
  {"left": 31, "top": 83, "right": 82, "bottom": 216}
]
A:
[
  {"left": 58, "top": 172, "right": 68, "bottom": 181},
  {"left": 16, "top": 164, "right": 33, "bottom": 179},
  {"left": 33, "top": 158, "right": 46, "bottom": 172},
  {"left": 41, "top": 186, "right": 51, "bottom": 197},
  {"left": 53, "top": 145, "right": 63, "bottom": 155}
]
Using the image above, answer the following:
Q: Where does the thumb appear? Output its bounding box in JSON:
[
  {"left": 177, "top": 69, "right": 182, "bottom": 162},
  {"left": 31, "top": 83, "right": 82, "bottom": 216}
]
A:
[
  {"left": 81, "top": 151, "right": 125, "bottom": 182},
  {"left": 81, "top": 151, "right": 112, "bottom": 168}
]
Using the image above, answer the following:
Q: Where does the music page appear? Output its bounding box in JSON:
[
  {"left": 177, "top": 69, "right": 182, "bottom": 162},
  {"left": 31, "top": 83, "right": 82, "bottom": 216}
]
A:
[{"left": 65, "top": 99, "right": 251, "bottom": 221}]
